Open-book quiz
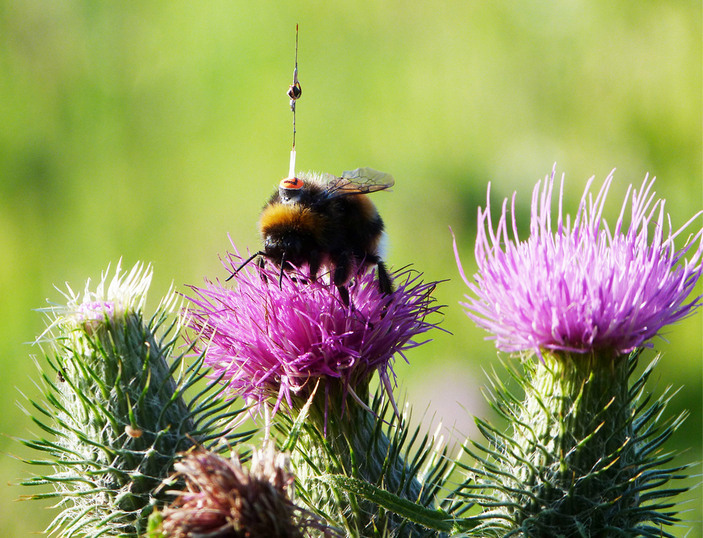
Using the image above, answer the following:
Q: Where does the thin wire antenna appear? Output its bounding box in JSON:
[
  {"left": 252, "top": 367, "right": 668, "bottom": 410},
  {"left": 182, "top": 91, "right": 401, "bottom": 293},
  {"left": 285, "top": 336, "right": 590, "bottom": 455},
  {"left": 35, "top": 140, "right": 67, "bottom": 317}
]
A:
[{"left": 286, "top": 24, "right": 301, "bottom": 178}]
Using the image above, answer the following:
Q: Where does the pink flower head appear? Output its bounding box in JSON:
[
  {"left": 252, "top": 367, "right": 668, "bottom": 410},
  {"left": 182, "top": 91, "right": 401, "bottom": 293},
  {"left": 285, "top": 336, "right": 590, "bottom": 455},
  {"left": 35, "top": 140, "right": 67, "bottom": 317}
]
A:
[
  {"left": 186, "top": 249, "right": 441, "bottom": 417},
  {"left": 455, "top": 168, "right": 703, "bottom": 357}
]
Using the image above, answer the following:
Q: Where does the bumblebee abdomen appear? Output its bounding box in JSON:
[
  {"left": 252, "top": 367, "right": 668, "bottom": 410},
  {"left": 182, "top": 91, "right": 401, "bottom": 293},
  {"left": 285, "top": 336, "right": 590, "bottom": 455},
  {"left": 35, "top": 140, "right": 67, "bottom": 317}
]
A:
[
  {"left": 348, "top": 193, "right": 377, "bottom": 220},
  {"left": 330, "top": 194, "right": 384, "bottom": 256}
]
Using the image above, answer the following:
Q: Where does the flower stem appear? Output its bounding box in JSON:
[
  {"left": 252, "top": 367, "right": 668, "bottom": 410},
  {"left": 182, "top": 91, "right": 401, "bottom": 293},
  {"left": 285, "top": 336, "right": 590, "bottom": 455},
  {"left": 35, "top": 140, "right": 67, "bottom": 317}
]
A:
[
  {"left": 516, "top": 353, "right": 633, "bottom": 528},
  {"left": 289, "top": 382, "right": 439, "bottom": 537},
  {"left": 469, "top": 351, "right": 688, "bottom": 537}
]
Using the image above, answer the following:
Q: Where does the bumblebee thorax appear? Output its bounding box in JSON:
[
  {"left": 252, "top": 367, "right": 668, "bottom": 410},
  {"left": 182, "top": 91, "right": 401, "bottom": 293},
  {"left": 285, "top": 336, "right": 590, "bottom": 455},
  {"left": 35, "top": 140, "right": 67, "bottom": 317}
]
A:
[{"left": 259, "top": 202, "right": 326, "bottom": 241}]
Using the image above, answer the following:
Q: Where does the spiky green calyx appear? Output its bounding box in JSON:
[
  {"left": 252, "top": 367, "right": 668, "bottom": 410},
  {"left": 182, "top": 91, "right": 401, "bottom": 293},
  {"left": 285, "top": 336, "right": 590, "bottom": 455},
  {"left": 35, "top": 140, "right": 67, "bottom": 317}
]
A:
[
  {"left": 20, "top": 263, "right": 250, "bottom": 537},
  {"left": 281, "top": 383, "right": 465, "bottom": 538},
  {"left": 461, "top": 350, "right": 689, "bottom": 537}
]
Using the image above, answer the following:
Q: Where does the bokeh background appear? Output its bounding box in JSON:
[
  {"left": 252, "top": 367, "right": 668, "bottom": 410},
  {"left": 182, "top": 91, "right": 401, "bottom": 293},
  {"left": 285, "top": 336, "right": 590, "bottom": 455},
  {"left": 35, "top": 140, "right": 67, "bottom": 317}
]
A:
[{"left": 1, "top": 2, "right": 700, "bottom": 535}]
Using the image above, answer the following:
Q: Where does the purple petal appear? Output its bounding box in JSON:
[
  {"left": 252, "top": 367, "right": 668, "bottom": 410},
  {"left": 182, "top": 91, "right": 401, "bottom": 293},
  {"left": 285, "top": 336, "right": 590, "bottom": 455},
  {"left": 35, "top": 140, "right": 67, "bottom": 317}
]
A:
[
  {"left": 456, "top": 167, "right": 703, "bottom": 356},
  {"left": 185, "top": 250, "right": 443, "bottom": 418}
]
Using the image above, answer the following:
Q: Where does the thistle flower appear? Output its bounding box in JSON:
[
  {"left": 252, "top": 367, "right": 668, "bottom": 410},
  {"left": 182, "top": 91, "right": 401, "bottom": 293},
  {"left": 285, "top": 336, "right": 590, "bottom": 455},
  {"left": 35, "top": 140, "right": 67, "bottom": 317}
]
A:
[
  {"left": 21, "top": 262, "right": 248, "bottom": 537},
  {"left": 455, "top": 169, "right": 701, "bottom": 537},
  {"left": 186, "top": 252, "right": 445, "bottom": 536},
  {"left": 185, "top": 251, "right": 441, "bottom": 418},
  {"left": 159, "top": 446, "right": 331, "bottom": 537},
  {"left": 455, "top": 168, "right": 703, "bottom": 357}
]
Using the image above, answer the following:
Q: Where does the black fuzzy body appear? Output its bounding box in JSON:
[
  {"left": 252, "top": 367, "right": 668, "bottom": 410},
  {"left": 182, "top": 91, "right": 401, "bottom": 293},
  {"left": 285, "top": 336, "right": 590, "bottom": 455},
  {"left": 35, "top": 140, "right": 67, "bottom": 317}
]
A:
[{"left": 258, "top": 176, "right": 392, "bottom": 300}]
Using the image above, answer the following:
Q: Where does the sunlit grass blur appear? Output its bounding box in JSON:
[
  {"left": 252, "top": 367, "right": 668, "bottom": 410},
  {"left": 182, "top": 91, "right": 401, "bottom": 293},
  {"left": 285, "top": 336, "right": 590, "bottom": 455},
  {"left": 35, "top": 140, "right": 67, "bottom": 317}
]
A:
[{"left": 1, "top": 2, "right": 700, "bottom": 535}]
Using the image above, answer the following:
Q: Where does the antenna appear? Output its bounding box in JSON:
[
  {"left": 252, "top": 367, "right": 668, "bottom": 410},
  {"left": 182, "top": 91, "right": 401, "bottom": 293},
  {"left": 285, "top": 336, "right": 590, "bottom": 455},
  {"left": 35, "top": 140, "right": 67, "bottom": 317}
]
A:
[{"left": 286, "top": 24, "right": 301, "bottom": 179}]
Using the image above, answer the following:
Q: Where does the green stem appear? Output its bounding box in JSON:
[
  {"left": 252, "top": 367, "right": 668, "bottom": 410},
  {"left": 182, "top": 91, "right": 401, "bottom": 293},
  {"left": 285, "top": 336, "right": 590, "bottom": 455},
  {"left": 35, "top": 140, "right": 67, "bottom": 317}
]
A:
[{"left": 290, "top": 381, "right": 438, "bottom": 537}]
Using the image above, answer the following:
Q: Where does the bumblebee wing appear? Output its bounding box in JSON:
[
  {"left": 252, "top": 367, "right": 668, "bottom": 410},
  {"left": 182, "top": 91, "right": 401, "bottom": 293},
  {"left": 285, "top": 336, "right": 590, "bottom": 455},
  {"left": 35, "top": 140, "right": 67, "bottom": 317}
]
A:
[{"left": 326, "top": 167, "right": 395, "bottom": 196}]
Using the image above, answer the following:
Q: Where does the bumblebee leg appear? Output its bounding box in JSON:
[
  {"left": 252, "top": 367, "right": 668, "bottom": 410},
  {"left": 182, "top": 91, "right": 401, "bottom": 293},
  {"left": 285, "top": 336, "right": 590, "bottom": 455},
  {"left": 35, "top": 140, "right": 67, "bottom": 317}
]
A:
[
  {"left": 376, "top": 261, "right": 393, "bottom": 295},
  {"left": 308, "top": 251, "right": 321, "bottom": 283},
  {"left": 333, "top": 256, "right": 352, "bottom": 306},
  {"left": 333, "top": 256, "right": 352, "bottom": 288},
  {"left": 256, "top": 255, "right": 268, "bottom": 284},
  {"left": 336, "top": 285, "right": 350, "bottom": 306},
  {"left": 277, "top": 252, "right": 287, "bottom": 289}
]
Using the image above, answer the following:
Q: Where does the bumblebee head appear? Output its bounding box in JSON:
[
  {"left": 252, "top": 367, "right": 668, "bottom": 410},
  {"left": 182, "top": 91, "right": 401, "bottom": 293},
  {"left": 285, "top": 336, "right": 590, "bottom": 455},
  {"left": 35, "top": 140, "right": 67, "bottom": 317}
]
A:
[
  {"left": 263, "top": 233, "right": 304, "bottom": 264},
  {"left": 259, "top": 201, "right": 325, "bottom": 267},
  {"left": 278, "top": 176, "right": 305, "bottom": 204}
]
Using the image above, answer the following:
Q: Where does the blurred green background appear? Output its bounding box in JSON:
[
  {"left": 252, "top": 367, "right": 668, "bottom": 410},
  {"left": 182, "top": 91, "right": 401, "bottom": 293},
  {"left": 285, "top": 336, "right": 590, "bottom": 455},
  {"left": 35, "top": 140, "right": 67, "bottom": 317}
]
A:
[{"left": 1, "top": 1, "right": 700, "bottom": 535}]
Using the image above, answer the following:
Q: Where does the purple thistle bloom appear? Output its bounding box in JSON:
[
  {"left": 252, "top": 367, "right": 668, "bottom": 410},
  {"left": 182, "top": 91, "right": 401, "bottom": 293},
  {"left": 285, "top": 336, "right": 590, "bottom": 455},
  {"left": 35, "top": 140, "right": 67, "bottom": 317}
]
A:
[
  {"left": 455, "top": 168, "right": 703, "bottom": 357},
  {"left": 185, "top": 249, "right": 441, "bottom": 417}
]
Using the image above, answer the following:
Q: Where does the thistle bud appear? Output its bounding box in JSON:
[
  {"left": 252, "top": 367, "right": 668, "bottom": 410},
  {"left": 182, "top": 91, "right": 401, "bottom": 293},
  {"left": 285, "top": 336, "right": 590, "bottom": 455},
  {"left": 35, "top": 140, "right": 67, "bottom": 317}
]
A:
[{"left": 21, "top": 262, "right": 248, "bottom": 536}]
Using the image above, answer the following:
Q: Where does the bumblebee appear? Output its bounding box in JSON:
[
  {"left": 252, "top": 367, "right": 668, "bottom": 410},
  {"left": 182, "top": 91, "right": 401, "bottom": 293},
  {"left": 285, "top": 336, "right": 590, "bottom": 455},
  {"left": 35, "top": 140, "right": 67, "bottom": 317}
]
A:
[{"left": 229, "top": 167, "right": 394, "bottom": 304}]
